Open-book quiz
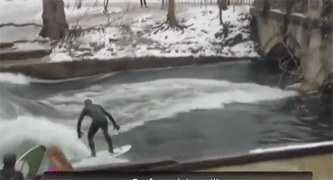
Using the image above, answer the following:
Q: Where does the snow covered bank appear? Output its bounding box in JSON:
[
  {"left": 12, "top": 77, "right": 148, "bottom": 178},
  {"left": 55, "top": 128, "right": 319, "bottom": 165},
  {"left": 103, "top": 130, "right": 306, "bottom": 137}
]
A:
[
  {"left": 0, "top": 0, "right": 42, "bottom": 24},
  {"left": 1, "top": 0, "right": 258, "bottom": 62},
  {"left": 0, "top": 0, "right": 157, "bottom": 25},
  {"left": 50, "top": 5, "right": 259, "bottom": 62}
]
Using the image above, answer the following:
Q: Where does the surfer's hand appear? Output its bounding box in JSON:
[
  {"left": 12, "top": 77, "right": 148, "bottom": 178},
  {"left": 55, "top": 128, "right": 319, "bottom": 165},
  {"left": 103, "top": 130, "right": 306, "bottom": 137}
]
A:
[
  {"left": 114, "top": 125, "right": 120, "bottom": 131},
  {"left": 78, "top": 131, "right": 83, "bottom": 139}
]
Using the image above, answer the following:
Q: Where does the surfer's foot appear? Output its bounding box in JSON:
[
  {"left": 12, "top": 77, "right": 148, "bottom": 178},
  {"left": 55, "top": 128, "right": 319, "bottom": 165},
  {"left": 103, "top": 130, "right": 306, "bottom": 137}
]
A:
[
  {"left": 91, "top": 152, "right": 96, "bottom": 157},
  {"left": 108, "top": 148, "right": 114, "bottom": 154}
]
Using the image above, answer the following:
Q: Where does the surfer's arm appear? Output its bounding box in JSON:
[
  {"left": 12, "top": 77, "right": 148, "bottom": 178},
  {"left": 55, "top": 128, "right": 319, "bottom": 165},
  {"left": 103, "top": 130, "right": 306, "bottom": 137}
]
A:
[
  {"left": 77, "top": 108, "right": 87, "bottom": 133},
  {"left": 100, "top": 106, "right": 117, "bottom": 126}
]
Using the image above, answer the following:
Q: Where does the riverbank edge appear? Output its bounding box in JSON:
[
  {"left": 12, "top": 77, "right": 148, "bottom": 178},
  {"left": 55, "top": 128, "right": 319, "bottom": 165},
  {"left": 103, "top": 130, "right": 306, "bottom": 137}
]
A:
[{"left": 0, "top": 56, "right": 261, "bottom": 80}]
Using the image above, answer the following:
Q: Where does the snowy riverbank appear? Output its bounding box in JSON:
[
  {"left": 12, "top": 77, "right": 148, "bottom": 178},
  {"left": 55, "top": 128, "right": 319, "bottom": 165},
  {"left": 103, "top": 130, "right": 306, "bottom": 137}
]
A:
[
  {"left": 50, "top": 4, "right": 258, "bottom": 62},
  {"left": 0, "top": 0, "right": 258, "bottom": 62}
]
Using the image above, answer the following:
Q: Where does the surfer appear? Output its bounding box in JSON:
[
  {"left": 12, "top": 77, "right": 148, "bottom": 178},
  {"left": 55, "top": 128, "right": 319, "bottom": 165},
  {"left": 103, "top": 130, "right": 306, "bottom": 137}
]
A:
[
  {"left": 0, "top": 154, "right": 24, "bottom": 180},
  {"left": 77, "top": 99, "right": 120, "bottom": 157}
]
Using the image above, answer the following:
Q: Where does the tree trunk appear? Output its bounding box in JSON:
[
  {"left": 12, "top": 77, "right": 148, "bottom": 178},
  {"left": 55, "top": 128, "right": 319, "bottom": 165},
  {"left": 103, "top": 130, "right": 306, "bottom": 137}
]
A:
[
  {"left": 217, "top": 0, "right": 228, "bottom": 25},
  {"left": 219, "top": 8, "right": 223, "bottom": 25},
  {"left": 218, "top": 0, "right": 228, "bottom": 11},
  {"left": 167, "top": 0, "right": 177, "bottom": 27},
  {"left": 93, "top": 0, "right": 99, "bottom": 7},
  {"left": 104, "top": 0, "right": 109, "bottom": 12},
  {"left": 77, "top": 0, "right": 82, "bottom": 9},
  {"left": 39, "top": 0, "right": 68, "bottom": 40}
]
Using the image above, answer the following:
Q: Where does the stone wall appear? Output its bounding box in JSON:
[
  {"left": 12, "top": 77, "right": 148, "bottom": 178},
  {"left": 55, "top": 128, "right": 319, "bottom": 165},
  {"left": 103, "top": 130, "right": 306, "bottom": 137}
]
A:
[
  {"left": 0, "top": 56, "right": 259, "bottom": 80},
  {"left": 250, "top": 3, "right": 333, "bottom": 92}
]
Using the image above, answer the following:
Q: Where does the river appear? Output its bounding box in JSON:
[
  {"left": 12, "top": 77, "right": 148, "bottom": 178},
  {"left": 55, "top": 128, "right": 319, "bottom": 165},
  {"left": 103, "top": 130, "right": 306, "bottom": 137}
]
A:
[{"left": 0, "top": 60, "right": 331, "bottom": 168}]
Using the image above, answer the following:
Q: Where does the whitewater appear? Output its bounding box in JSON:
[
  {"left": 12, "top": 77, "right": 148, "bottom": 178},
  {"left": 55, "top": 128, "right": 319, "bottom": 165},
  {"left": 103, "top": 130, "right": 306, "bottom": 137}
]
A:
[
  {"left": 1, "top": 61, "right": 331, "bottom": 170},
  {"left": 0, "top": 64, "right": 302, "bottom": 168}
]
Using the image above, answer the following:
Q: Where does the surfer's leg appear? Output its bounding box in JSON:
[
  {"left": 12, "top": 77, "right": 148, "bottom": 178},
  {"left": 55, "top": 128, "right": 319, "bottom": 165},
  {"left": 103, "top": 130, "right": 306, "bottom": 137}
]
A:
[
  {"left": 101, "top": 122, "right": 114, "bottom": 153},
  {"left": 87, "top": 124, "right": 99, "bottom": 157}
]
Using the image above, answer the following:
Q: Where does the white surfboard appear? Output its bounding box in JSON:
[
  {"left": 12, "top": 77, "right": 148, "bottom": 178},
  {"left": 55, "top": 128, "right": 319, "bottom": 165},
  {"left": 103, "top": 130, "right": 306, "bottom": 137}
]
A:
[
  {"left": 98, "top": 144, "right": 132, "bottom": 157},
  {"left": 71, "top": 145, "right": 131, "bottom": 167},
  {"left": 78, "top": 144, "right": 132, "bottom": 159},
  {"left": 70, "top": 145, "right": 132, "bottom": 167}
]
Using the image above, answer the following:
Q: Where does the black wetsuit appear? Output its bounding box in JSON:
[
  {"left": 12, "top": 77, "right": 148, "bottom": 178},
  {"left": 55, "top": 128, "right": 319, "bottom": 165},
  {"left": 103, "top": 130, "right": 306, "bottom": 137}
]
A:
[
  {"left": 0, "top": 154, "right": 24, "bottom": 180},
  {"left": 0, "top": 168, "right": 24, "bottom": 180},
  {"left": 77, "top": 100, "right": 119, "bottom": 156}
]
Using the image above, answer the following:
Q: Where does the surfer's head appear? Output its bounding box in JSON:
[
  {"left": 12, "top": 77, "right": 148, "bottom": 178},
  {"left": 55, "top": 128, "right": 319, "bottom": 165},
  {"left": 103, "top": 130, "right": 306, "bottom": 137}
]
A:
[
  {"left": 84, "top": 99, "right": 93, "bottom": 106},
  {"left": 3, "top": 154, "right": 16, "bottom": 168}
]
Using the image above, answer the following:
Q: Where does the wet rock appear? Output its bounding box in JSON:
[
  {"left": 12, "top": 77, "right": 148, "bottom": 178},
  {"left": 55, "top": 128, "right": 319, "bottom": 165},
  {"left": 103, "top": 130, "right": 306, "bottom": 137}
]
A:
[
  {"left": 201, "top": 30, "right": 208, "bottom": 34},
  {"left": 224, "top": 34, "right": 243, "bottom": 47},
  {"left": 93, "top": 44, "right": 105, "bottom": 52},
  {"left": 188, "top": 47, "right": 202, "bottom": 54},
  {"left": 214, "top": 31, "right": 223, "bottom": 39},
  {"left": 76, "top": 52, "right": 93, "bottom": 58},
  {"left": 77, "top": 47, "right": 92, "bottom": 51},
  {"left": 0, "top": 42, "right": 14, "bottom": 49},
  {"left": 89, "top": 42, "right": 98, "bottom": 47}
]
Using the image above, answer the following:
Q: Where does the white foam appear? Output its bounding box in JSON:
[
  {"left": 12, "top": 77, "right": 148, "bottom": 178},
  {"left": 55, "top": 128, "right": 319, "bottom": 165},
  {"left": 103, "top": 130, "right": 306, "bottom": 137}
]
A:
[
  {"left": 0, "top": 72, "right": 118, "bottom": 85},
  {"left": 0, "top": 116, "right": 90, "bottom": 162},
  {"left": 72, "top": 153, "right": 129, "bottom": 168},
  {"left": 249, "top": 141, "right": 333, "bottom": 154},
  {"left": 49, "top": 52, "right": 74, "bottom": 62},
  {"left": 42, "top": 78, "right": 299, "bottom": 134},
  {"left": 0, "top": 73, "right": 31, "bottom": 85}
]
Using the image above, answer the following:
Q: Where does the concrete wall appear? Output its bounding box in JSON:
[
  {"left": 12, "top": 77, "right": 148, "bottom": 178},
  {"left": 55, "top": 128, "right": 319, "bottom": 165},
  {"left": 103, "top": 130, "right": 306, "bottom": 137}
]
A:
[
  {"left": 201, "top": 154, "right": 333, "bottom": 180},
  {"left": 250, "top": 3, "right": 333, "bottom": 92},
  {"left": 0, "top": 56, "right": 258, "bottom": 80},
  {"left": 37, "top": 143, "right": 333, "bottom": 180}
]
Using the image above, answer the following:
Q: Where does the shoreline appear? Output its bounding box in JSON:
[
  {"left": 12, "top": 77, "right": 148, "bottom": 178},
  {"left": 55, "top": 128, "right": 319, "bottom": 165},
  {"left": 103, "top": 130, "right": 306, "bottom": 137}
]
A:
[{"left": 0, "top": 56, "right": 261, "bottom": 80}]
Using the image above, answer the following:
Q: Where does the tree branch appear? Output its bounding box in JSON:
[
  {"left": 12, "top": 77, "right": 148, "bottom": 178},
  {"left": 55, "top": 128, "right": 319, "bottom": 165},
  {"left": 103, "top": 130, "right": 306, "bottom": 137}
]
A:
[{"left": 80, "top": 2, "right": 133, "bottom": 32}]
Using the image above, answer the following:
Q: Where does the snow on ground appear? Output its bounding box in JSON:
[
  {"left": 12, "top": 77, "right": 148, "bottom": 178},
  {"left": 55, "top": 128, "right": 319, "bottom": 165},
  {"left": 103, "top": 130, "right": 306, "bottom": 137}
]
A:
[
  {"left": 50, "top": 5, "right": 259, "bottom": 62},
  {"left": 0, "top": 0, "right": 42, "bottom": 24},
  {"left": 0, "top": 0, "right": 159, "bottom": 24},
  {"left": 1, "top": 0, "right": 258, "bottom": 61},
  {"left": 0, "top": 0, "right": 125, "bottom": 42}
]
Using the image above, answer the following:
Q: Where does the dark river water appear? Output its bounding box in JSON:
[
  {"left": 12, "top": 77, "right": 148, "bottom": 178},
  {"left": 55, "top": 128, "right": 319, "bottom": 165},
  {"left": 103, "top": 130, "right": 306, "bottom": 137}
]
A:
[{"left": 0, "top": 60, "right": 332, "bottom": 168}]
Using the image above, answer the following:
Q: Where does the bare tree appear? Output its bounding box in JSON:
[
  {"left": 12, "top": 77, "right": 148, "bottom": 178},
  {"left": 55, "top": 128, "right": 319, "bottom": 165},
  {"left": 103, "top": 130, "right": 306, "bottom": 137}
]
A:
[
  {"left": 104, "top": 0, "right": 109, "bottom": 13},
  {"left": 73, "top": 0, "right": 82, "bottom": 10},
  {"left": 153, "top": 0, "right": 192, "bottom": 33},
  {"left": 39, "top": 0, "right": 69, "bottom": 40},
  {"left": 216, "top": 0, "right": 230, "bottom": 38},
  {"left": 77, "top": 0, "right": 82, "bottom": 9},
  {"left": 166, "top": 0, "right": 177, "bottom": 27},
  {"left": 217, "top": 0, "right": 228, "bottom": 25},
  {"left": 93, "top": 0, "right": 99, "bottom": 7}
]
